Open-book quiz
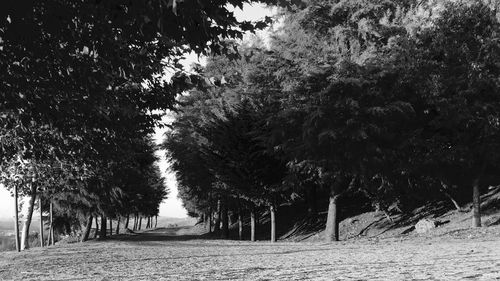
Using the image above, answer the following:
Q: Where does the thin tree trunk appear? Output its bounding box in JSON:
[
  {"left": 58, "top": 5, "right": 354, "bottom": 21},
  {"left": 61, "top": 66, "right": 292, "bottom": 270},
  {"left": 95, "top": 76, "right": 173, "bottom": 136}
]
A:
[
  {"left": 94, "top": 216, "right": 99, "bottom": 239},
  {"left": 238, "top": 212, "right": 243, "bottom": 240},
  {"left": 146, "top": 217, "right": 150, "bottom": 229},
  {"left": 133, "top": 214, "right": 137, "bottom": 231},
  {"left": 472, "top": 178, "right": 481, "bottom": 227},
  {"left": 250, "top": 208, "right": 256, "bottom": 242},
  {"left": 208, "top": 211, "right": 213, "bottom": 233},
  {"left": 124, "top": 214, "right": 130, "bottom": 229},
  {"left": 443, "top": 191, "right": 461, "bottom": 211},
  {"left": 214, "top": 199, "right": 221, "bottom": 232},
  {"left": 38, "top": 196, "right": 44, "bottom": 247},
  {"left": 221, "top": 202, "right": 229, "bottom": 239},
  {"left": 116, "top": 217, "right": 120, "bottom": 234},
  {"left": 21, "top": 184, "right": 37, "bottom": 250},
  {"left": 109, "top": 218, "right": 113, "bottom": 235},
  {"left": 325, "top": 193, "right": 340, "bottom": 242},
  {"left": 155, "top": 215, "right": 158, "bottom": 228},
  {"left": 81, "top": 215, "right": 93, "bottom": 242},
  {"left": 138, "top": 217, "right": 142, "bottom": 230},
  {"left": 228, "top": 212, "right": 234, "bottom": 226},
  {"left": 270, "top": 205, "right": 276, "bottom": 243},
  {"left": 14, "top": 184, "right": 20, "bottom": 252},
  {"left": 440, "top": 181, "right": 462, "bottom": 211},
  {"left": 49, "top": 201, "right": 54, "bottom": 245},
  {"left": 100, "top": 215, "right": 107, "bottom": 238}
]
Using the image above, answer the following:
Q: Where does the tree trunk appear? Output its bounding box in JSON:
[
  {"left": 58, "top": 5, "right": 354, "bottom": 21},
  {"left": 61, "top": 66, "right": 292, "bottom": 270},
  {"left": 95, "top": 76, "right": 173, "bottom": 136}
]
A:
[
  {"left": 221, "top": 202, "right": 229, "bottom": 239},
  {"left": 208, "top": 211, "right": 213, "bottom": 233},
  {"left": 124, "top": 214, "right": 130, "bottom": 230},
  {"left": 146, "top": 217, "right": 150, "bottom": 229},
  {"left": 21, "top": 184, "right": 37, "bottom": 250},
  {"left": 49, "top": 201, "right": 54, "bottom": 245},
  {"left": 228, "top": 212, "right": 234, "bottom": 226},
  {"left": 444, "top": 191, "right": 462, "bottom": 211},
  {"left": 116, "top": 217, "right": 120, "bottom": 234},
  {"left": 238, "top": 212, "right": 243, "bottom": 240},
  {"left": 38, "top": 196, "right": 44, "bottom": 247},
  {"left": 472, "top": 178, "right": 482, "bottom": 227},
  {"left": 81, "top": 215, "right": 93, "bottom": 242},
  {"left": 270, "top": 205, "right": 276, "bottom": 243},
  {"left": 109, "top": 218, "right": 113, "bottom": 235},
  {"left": 214, "top": 199, "right": 221, "bottom": 232},
  {"left": 325, "top": 194, "right": 340, "bottom": 242},
  {"left": 440, "top": 181, "right": 462, "bottom": 211},
  {"left": 14, "top": 184, "right": 20, "bottom": 252},
  {"left": 100, "top": 215, "right": 107, "bottom": 238},
  {"left": 133, "top": 214, "right": 137, "bottom": 231},
  {"left": 138, "top": 217, "right": 142, "bottom": 230},
  {"left": 250, "top": 208, "right": 256, "bottom": 242},
  {"left": 93, "top": 216, "right": 99, "bottom": 239},
  {"left": 155, "top": 215, "right": 158, "bottom": 228}
]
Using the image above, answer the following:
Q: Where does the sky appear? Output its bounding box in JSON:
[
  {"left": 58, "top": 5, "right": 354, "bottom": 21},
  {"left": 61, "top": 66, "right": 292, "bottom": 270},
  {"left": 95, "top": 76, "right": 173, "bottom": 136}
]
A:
[{"left": 0, "top": 3, "right": 276, "bottom": 220}]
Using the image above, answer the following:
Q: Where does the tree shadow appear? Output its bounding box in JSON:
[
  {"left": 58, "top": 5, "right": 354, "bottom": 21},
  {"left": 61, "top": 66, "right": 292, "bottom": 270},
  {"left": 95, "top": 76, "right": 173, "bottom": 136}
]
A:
[
  {"left": 486, "top": 217, "right": 500, "bottom": 226},
  {"left": 481, "top": 186, "right": 500, "bottom": 216},
  {"left": 105, "top": 227, "right": 207, "bottom": 242},
  {"left": 372, "top": 201, "right": 452, "bottom": 231}
]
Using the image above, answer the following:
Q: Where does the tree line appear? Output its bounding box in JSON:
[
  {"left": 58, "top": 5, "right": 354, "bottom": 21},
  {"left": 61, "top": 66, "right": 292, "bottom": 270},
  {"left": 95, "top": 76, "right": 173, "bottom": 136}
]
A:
[
  {"left": 0, "top": 0, "right": 280, "bottom": 251},
  {"left": 165, "top": 0, "right": 500, "bottom": 242}
]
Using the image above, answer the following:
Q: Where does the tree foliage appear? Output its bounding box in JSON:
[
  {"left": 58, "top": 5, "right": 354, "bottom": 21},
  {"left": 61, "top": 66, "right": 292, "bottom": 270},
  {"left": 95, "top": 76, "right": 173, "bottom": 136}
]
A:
[{"left": 166, "top": 0, "right": 500, "bottom": 241}]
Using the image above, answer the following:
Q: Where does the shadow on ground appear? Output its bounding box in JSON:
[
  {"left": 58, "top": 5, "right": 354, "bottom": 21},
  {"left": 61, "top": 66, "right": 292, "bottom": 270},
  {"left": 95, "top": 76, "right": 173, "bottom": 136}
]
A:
[{"left": 106, "top": 227, "right": 208, "bottom": 242}]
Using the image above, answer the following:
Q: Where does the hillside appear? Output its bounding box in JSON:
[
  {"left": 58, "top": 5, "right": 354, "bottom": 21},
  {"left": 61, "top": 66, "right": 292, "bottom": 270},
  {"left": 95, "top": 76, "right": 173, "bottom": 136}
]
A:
[{"left": 217, "top": 186, "right": 500, "bottom": 243}]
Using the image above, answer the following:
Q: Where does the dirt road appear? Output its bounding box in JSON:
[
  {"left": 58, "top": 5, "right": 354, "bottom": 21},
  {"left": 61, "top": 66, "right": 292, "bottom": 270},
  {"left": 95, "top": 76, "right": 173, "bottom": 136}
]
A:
[{"left": 0, "top": 226, "right": 499, "bottom": 280}]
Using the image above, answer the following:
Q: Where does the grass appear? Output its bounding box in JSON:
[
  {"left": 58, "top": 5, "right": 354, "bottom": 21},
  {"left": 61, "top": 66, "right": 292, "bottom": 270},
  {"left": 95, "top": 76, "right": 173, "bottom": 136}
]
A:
[{"left": 0, "top": 233, "right": 42, "bottom": 252}]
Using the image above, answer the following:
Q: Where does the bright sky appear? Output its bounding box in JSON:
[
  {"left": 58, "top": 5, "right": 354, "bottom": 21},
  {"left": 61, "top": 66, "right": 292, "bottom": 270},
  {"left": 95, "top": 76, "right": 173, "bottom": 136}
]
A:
[{"left": 0, "top": 3, "right": 276, "bottom": 220}]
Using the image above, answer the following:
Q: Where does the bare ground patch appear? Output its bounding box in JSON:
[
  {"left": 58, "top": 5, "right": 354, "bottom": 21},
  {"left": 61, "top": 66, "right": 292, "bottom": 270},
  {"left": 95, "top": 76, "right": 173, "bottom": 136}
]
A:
[{"left": 0, "top": 226, "right": 499, "bottom": 280}]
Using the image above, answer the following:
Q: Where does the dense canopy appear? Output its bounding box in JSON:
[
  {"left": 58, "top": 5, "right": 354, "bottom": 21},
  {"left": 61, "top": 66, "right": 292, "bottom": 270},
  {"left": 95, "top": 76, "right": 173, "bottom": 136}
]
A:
[{"left": 165, "top": 0, "right": 500, "bottom": 242}]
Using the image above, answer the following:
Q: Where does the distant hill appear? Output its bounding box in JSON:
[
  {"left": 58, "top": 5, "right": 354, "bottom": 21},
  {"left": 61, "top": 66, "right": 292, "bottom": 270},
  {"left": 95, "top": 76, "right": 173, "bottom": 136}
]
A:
[
  {"left": 0, "top": 218, "right": 43, "bottom": 237},
  {"left": 0, "top": 219, "right": 15, "bottom": 236}
]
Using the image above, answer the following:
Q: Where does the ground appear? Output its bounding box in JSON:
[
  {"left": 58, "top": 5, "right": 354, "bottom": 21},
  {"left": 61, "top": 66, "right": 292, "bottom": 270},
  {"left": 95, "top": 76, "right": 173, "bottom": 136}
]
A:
[{"left": 1, "top": 226, "right": 499, "bottom": 281}]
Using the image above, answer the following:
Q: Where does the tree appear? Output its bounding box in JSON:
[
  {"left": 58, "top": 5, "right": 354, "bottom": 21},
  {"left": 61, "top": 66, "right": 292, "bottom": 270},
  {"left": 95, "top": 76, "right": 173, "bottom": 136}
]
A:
[
  {"left": 1, "top": 0, "right": 281, "bottom": 248},
  {"left": 407, "top": 0, "right": 500, "bottom": 227}
]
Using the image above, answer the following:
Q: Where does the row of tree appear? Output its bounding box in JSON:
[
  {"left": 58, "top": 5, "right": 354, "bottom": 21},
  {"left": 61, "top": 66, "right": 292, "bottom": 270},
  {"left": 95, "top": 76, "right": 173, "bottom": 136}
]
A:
[
  {"left": 0, "top": 0, "right": 281, "bottom": 251},
  {"left": 165, "top": 0, "right": 500, "bottom": 242}
]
